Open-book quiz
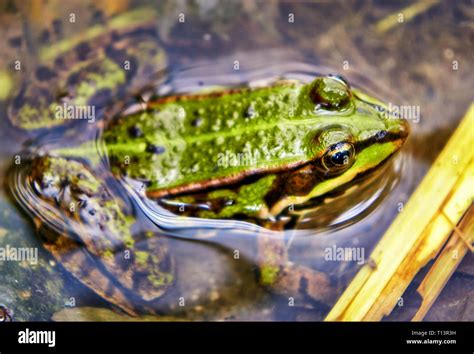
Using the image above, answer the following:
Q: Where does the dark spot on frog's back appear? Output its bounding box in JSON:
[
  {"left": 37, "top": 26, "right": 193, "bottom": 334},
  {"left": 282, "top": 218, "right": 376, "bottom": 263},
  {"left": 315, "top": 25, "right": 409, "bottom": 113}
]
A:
[
  {"left": 128, "top": 125, "right": 143, "bottom": 138},
  {"left": 299, "top": 276, "right": 309, "bottom": 294},
  {"left": 89, "top": 88, "right": 113, "bottom": 107},
  {"left": 191, "top": 117, "right": 202, "bottom": 127},
  {"left": 75, "top": 42, "right": 92, "bottom": 61},
  {"left": 146, "top": 144, "right": 165, "bottom": 155},
  {"left": 36, "top": 66, "right": 57, "bottom": 81}
]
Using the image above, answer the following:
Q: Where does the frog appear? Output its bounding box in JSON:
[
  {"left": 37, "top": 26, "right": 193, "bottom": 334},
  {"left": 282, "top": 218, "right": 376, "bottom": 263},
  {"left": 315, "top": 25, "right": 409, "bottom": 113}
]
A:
[
  {"left": 105, "top": 75, "right": 408, "bottom": 223},
  {"left": 10, "top": 70, "right": 409, "bottom": 315},
  {"left": 98, "top": 74, "right": 409, "bottom": 304}
]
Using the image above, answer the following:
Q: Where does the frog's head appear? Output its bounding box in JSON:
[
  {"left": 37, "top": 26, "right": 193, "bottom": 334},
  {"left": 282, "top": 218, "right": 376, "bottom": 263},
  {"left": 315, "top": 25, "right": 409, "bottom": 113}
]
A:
[
  {"left": 269, "top": 75, "right": 409, "bottom": 216},
  {"left": 301, "top": 74, "right": 409, "bottom": 178}
]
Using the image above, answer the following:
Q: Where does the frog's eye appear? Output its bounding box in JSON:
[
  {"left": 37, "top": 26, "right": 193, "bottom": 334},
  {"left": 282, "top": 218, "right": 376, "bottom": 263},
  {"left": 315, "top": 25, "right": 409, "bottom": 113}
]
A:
[
  {"left": 309, "top": 76, "right": 351, "bottom": 110},
  {"left": 321, "top": 142, "right": 355, "bottom": 174}
]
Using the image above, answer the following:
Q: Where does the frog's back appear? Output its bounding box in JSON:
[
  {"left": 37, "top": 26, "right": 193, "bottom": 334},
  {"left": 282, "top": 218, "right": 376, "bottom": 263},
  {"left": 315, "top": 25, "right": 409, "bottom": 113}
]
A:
[{"left": 104, "top": 81, "right": 319, "bottom": 196}]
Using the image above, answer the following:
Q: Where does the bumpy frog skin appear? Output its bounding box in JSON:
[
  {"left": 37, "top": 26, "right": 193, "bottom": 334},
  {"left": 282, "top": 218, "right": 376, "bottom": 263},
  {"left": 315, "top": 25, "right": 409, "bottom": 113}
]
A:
[{"left": 104, "top": 75, "right": 408, "bottom": 223}]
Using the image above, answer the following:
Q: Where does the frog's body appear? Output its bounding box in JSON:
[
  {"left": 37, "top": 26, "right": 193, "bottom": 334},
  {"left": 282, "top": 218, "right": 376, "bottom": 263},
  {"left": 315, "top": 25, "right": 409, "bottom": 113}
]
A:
[
  {"left": 8, "top": 10, "right": 409, "bottom": 316},
  {"left": 104, "top": 76, "right": 408, "bottom": 224}
]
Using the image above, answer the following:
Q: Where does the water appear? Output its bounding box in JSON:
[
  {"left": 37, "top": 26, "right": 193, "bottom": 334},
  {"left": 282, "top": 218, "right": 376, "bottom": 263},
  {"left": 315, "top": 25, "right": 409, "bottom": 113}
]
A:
[
  {"left": 1, "top": 0, "right": 468, "bottom": 321},
  {"left": 5, "top": 54, "right": 411, "bottom": 320}
]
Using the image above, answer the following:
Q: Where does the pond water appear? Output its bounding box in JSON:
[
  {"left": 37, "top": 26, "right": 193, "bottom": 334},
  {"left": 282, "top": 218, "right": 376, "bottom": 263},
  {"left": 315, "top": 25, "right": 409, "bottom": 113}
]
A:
[{"left": 0, "top": 0, "right": 472, "bottom": 321}]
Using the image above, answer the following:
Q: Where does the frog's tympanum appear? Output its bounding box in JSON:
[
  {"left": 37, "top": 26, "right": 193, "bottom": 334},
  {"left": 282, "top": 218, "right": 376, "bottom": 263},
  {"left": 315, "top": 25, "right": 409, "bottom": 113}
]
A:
[{"left": 8, "top": 11, "right": 409, "bottom": 315}]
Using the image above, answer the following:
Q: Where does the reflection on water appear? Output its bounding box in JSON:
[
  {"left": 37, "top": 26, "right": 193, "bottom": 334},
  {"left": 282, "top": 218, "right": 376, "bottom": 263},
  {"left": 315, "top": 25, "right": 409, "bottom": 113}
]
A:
[
  {"left": 0, "top": 1, "right": 440, "bottom": 321},
  {"left": 6, "top": 58, "right": 411, "bottom": 320}
]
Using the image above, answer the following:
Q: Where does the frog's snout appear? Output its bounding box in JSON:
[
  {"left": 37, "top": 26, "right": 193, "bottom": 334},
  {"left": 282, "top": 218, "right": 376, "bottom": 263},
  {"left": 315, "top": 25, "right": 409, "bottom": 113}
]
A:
[
  {"left": 398, "top": 118, "right": 410, "bottom": 140},
  {"left": 389, "top": 112, "right": 410, "bottom": 142}
]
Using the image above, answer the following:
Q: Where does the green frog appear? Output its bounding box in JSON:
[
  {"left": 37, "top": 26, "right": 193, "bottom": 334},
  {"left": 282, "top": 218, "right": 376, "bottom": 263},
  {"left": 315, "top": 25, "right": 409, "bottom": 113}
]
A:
[
  {"left": 102, "top": 75, "right": 408, "bottom": 223},
  {"left": 8, "top": 10, "right": 409, "bottom": 316},
  {"left": 99, "top": 74, "right": 408, "bottom": 304}
]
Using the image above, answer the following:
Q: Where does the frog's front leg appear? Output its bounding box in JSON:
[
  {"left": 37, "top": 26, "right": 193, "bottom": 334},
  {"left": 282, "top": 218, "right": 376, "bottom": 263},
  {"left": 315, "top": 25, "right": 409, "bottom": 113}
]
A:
[{"left": 256, "top": 232, "right": 336, "bottom": 307}]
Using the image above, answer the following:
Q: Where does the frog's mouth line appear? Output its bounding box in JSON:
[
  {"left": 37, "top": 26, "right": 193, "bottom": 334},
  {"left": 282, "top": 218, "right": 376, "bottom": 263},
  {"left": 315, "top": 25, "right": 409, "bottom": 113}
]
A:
[{"left": 146, "top": 125, "right": 408, "bottom": 201}]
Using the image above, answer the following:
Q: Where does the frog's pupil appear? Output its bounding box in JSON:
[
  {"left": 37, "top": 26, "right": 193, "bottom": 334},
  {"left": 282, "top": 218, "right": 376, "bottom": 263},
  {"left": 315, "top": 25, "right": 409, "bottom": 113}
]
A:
[{"left": 331, "top": 150, "right": 349, "bottom": 166}]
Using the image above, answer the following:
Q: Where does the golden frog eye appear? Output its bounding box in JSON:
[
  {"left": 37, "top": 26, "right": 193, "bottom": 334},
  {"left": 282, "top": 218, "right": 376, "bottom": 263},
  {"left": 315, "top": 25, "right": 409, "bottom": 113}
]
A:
[
  {"left": 321, "top": 141, "right": 355, "bottom": 174},
  {"left": 309, "top": 75, "right": 352, "bottom": 110}
]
